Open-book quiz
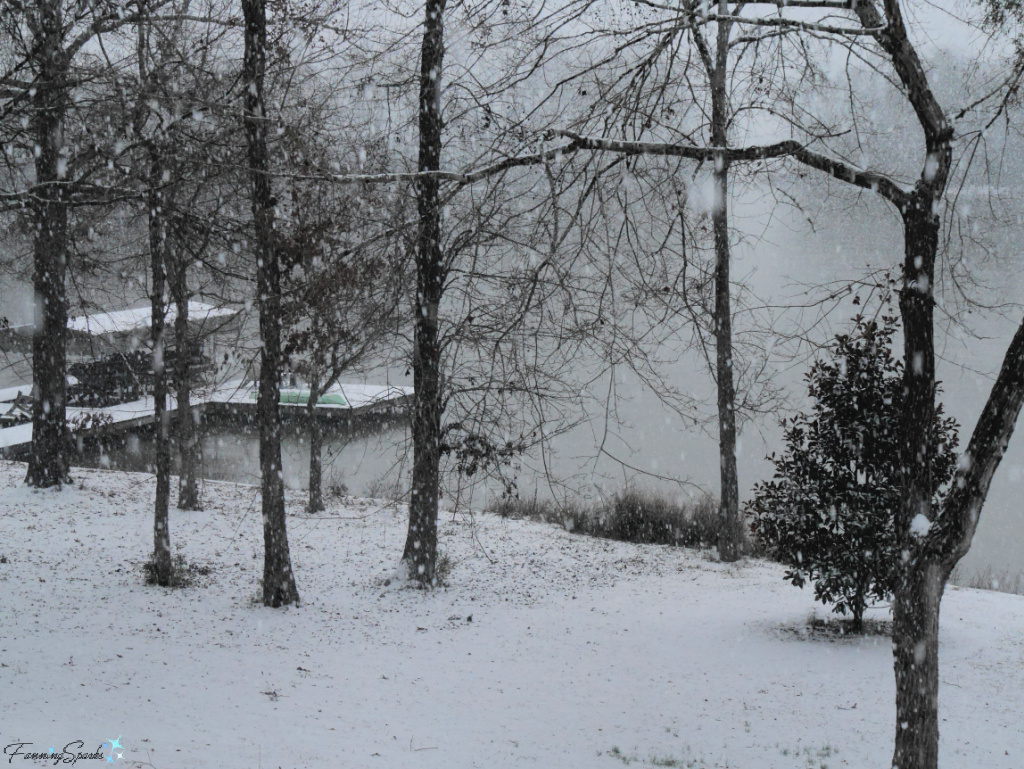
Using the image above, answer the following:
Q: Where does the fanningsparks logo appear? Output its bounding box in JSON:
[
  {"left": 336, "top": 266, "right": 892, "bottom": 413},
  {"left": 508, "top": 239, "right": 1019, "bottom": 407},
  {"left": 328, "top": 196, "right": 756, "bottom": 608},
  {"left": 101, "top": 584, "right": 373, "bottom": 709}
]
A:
[{"left": 4, "top": 736, "right": 126, "bottom": 765}]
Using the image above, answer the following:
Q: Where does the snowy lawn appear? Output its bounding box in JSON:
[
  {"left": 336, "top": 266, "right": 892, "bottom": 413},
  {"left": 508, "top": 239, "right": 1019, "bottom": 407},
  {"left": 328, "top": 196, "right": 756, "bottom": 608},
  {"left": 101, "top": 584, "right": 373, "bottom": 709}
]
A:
[{"left": 0, "top": 460, "right": 1021, "bottom": 769}]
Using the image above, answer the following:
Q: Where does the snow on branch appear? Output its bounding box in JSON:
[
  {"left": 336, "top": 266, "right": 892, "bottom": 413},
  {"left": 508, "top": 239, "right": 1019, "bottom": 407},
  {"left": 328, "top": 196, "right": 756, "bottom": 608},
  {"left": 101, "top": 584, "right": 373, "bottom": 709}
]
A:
[
  {"left": 321, "top": 141, "right": 583, "bottom": 188},
  {"left": 318, "top": 129, "right": 909, "bottom": 210},
  {"left": 546, "top": 129, "right": 910, "bottom": 208},
  {"left": 701, "top": 14, "right": 882, "bottom": 36}
]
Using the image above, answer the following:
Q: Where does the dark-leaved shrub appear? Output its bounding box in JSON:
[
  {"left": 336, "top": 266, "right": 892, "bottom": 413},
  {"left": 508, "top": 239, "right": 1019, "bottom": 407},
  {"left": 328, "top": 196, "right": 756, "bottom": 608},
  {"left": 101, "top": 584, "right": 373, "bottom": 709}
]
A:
[
  {"left": 746, "top": 313, "right": 958, "bottom": 632},
  {"left": 493, "top": 487, "right": 720, "bottom": 549}
]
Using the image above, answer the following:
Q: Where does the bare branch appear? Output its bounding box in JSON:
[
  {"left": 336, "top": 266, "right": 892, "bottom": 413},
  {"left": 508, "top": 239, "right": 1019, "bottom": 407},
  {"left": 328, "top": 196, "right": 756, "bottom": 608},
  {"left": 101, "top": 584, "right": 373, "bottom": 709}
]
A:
[
  {"left": 546, "top": 129, "right": 910, "bottom": 207},
  {"left": 929, "top": 316, "right": 1024, "bottom": 565},
  {"left": 318, "top": 141, "right": 583, "bottom": 187},
  {"left": 703, "top": 13, "right": 881, "bottom": 36}
]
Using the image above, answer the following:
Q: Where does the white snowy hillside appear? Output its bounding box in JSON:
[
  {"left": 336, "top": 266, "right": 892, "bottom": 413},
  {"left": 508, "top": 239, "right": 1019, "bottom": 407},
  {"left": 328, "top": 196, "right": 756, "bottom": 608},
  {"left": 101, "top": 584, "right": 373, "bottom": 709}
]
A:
[{"left": 0, "top": 461, "right": 1021, "bottom": 769}]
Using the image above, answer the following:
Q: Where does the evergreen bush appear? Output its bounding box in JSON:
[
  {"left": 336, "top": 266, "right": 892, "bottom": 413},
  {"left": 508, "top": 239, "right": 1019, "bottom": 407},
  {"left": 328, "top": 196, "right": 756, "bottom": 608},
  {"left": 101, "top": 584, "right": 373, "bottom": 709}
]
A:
[{"left": 747, "top": 313, "right": 959, "bottom": 631}]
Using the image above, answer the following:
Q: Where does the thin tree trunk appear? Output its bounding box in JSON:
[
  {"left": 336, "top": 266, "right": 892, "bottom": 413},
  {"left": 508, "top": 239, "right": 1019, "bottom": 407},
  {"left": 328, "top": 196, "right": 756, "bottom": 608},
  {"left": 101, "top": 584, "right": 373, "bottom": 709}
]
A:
[
  {"left": 149, "top": 159, "right": 173, "bottom": 587},
  {"left": 242, "top": 0, "right": 299, "bottom": 607},
  {"left": 172, "top": 260, "right": 201, "bottom": 509},
  {"left": 402, "top": 0, "right": 447, "bottom": 586},
  {"left": 711, "top": 163, "right": 741, "bottom": 562},
  {"left": 709, "top": 8, "right": 742, "bottom": 562},
  {"left": 851, "top": 593, "right": 865, "bottom": 634},
  {"left": 25, "top": 0, "right": 70, "bottom": 488},
  {"left": 307, "top": 367, "right": 323, "bottom": 514}
]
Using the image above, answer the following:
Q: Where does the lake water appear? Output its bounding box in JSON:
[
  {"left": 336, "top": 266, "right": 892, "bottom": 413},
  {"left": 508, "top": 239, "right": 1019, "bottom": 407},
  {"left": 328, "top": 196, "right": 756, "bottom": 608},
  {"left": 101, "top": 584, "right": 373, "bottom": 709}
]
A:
[
  {"left": 59, "top": 387, "right": 1024, "bottom": 583},
  {"left": 70, "top": 414, "right": 413, "bottom": 501},
  {"left": 4, "top": 204, "right": 1022, "bottom": 582}
]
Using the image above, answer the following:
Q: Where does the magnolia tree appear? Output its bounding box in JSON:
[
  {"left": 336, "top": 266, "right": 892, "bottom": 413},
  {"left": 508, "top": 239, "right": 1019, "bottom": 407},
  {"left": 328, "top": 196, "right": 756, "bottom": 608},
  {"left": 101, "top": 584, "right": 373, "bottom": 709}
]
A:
[{"left": 748, "top": 313, "right": 959, "bottom": 632}]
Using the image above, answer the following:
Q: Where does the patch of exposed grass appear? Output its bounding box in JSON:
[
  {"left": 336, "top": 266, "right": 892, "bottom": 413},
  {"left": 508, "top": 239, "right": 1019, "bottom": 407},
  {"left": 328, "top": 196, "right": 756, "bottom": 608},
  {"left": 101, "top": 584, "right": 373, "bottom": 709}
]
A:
[
  {"left": 779, "top": 744, "right": 839, "bottom": 769},
  {"left": 605, "top": 745, "right": 712, "bottom": 768},
  {"left": 779, "top": 614, "right": 891, "bottom": 641}
]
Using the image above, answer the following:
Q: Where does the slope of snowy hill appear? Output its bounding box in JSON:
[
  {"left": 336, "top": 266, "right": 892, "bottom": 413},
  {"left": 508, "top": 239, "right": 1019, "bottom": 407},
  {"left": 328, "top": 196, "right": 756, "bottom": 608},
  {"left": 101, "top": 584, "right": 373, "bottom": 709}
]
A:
[{"left": 0, "top": 461, "right": 1021, "bottom": 768}]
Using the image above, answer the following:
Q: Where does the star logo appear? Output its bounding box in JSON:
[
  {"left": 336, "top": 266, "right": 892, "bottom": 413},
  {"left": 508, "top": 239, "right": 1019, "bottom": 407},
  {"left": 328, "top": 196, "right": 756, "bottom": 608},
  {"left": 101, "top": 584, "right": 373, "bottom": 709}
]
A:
[{"left": 101, "top": 735, "right": 125, "bottom": 762}]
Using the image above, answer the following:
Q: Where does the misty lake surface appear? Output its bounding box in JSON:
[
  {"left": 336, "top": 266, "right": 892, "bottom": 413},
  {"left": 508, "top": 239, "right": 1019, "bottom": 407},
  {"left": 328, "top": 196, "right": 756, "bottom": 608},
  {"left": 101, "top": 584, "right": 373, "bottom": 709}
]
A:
[
  {"left": 65, "top": 395, "right": 1024, "bottom": 583},
  {"left": 73, "top": 417, "right": 412, "bottom": 502},
  {"left": 4, "top": 205, "right": 1022, "bottom": 582}
]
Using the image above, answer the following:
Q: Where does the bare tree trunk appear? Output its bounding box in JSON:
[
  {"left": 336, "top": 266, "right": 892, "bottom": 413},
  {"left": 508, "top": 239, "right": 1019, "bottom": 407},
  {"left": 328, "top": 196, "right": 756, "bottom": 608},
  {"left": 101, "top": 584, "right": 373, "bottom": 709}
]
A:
[
  {"left": 891, "top": 559, "right": 947, "bottom": 769},
  {"left": 243, "top": 0, "right": 299, "bottom": 607},
  {"left": 851, "top": 591, "right": 866, "bottom": 634},
  {"left": 25, "top": 0, "right": 70, "bottom": 488},
  {"left": 307, "top": 367, "right": 323, "bottom": 513},
  {"left": 149, "top": 159, "right": 173, "bottom": 587},
  {"left": 402, "top": 0, "right": 447, "bottom": 586},
  {"left": 888, "top": 202, "right": 1024, "bottom": 769},
  {"left": 889, "top": 192, "right": 942, "bottom": 769},
  {"left": 709, "top": 8, "right": 742, "bottom": 562},
  {"left": 898, "top": 199, "right": 938, "bottom": 546},
  {"left": 171, "top": 260, "right": 201, "bottom": 509}
]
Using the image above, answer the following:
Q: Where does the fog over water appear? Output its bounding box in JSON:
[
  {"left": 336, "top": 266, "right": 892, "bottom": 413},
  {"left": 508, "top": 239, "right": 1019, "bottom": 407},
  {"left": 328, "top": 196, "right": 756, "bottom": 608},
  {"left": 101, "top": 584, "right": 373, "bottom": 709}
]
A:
[{"left": 2, "top": 175, "right": 1023, "bottom": 578}]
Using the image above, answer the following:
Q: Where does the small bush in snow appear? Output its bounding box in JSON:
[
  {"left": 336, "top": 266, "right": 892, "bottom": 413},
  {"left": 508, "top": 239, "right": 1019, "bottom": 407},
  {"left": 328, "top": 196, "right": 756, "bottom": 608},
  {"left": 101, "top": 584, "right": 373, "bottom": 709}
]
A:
[
  {"left": 603, "top": 487, "right": 719, "bottom": 548},
  {"left": 142, "top": 552, "right": 213, "bottom": 589},
  {"left": 493, "top": 487, "right": 720, "bottom": 549},
  {"left": 324, "top": 477, "right": 349, "bottom": 500},
  {"left": 434, "top": 551, "right": 454, "bottom": 586},
  {"left": 746, "top": 313, "right": 958, "bottom": 632}
]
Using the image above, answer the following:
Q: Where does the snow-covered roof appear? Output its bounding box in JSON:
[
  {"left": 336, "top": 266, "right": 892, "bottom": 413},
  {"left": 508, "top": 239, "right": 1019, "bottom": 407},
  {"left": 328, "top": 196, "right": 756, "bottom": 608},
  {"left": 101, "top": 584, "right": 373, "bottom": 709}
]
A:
[
  {"left": 207, "top": 380, "right": 414, "bottom": 410},
  {"left": 0, "top": 384, "right": 32, "bottom": 403},
  {"left": 67, "top": 301, "right": 238, "bottom": 336},
  {"left": 0, "top": 380, "right": 413, "bottom": 449}
]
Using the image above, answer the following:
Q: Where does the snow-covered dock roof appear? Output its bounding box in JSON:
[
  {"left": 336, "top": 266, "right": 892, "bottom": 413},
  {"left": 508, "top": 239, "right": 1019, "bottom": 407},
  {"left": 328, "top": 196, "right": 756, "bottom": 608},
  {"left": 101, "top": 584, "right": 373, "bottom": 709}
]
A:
[
  {"left": 67, "top": 301, "right": 238, "bottom": 336},
  {"left": 206, "top": 381, "right": 414, "bottom": 411},
  {"left": 0, "top": 380, "right": 413, "bottom": 451}
]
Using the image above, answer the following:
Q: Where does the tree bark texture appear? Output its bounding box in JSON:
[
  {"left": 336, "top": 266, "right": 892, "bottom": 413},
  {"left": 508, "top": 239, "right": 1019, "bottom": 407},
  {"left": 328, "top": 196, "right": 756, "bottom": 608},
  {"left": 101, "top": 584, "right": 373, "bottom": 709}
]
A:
[
  {"left": 402, "top": 0, "right": 448, "bottom": 586},
  {"left": 709, "top": 9, "right": 742, "bottom": 562},
  {"left": 149, "top": 160, "right": 173, "bottom": 587},
  {"left": 307, "top": 367, "right": 324, "bottom": 514},
  {"left": 242, "top": 0, "right": 300, "bottom": 607},
  {"left": 891, "top": 559, "right": 947, "bottom": 769},
  {"left": 890, "top": 274, "right": 1024, "bottom": 769},
  {"left": 171, "top": 261, "right": 201, "bottom": 510},
  {"left": 889, "top": 202, "right": 942, "bottom": 766},
  {"left": 25, "top": 0, "right": 70, "bottom": 488},
  {"left": 898, "top": 199, "right": 938, "bottom": 541}
]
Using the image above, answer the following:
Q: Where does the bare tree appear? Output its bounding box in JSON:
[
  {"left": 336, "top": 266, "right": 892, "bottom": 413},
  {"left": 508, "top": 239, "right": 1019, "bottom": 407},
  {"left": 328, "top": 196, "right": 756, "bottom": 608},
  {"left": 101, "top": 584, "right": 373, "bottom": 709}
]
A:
[
  {"left": 241, "top": 0, "right": 299, "bottom": 607},
  {"left": 536, "top": 2, "right": 1024, "bottom": 765},
  {"left": 401, "top": 0, "right": 448, "bottom": 585},
  {"left": 136, "top": 0, "right": 175, "bottom": 586},
  {"left": 170, "top": 254, "right": 201, "bottom": 508},
  {"left": 279, "top": 158, "right": 404, "bottom": 513},
  {"left": 0, "top": 0, "right": 184, "bottom": 487},
  {"left": 23, "top": 0, "right": 71, "bottom": 487}
]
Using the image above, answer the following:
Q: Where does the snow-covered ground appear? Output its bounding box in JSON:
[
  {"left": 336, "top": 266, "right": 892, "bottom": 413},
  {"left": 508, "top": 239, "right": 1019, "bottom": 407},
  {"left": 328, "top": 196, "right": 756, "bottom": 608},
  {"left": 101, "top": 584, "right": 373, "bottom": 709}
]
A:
[{"left": 0, "top": 461, "right": 1021, "bottom": 769}]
